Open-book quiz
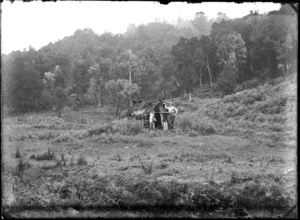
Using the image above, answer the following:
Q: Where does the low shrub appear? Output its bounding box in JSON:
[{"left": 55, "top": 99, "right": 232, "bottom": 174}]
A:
[
  {"left": 52, "top": 135, "right": 75, "bottom": 143},
  {"left": 112, "top": 118, "right": 144, "bottom": 136},
  {"left": 176, "top": 114, "right": 216, "bottom": 135},
  {"left": 232, "top": 181, "right": 291, "bottom": 210},
  {"left": 274, "top": 77, "right": 285, "bottom": 85},
  {"left": 175, "top": 113, "right": 192, "bottom": 131},
  {"left": 191, "top": 117, "right": 216, "bottom": 135},
  {"left": 77, "top": 155, "right": 88, "bottom": 166},
  {"left": 188, "top": 130, "right": 199, "bottom": 137},
  {"left": 234, "top": 84, "right": 244, "bottom": 93},
  {"left": 87, "top": 125, "right": 112, "bottom": 137},
  {"left": 141, "top": 162, "right": 153, "bottom": 174},
  {"left": 242, "top": 78, "right": 261, "bottom": 90},
  {"left": 31, "top": 124, "right": 49, "bottom": 129},
  {"left": 16, "top": 159, "right": 31, "bottom": 174},
  {"left": 35, "top": 148, "right": 55, "bottom": 160},
  {"left": 15, "top": 147, "right": 21, "bottom": 158}
]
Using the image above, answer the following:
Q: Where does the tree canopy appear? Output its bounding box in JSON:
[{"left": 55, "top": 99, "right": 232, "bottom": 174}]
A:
[{"left": 2, "top": 5, "right": 297, "bottom": 114}]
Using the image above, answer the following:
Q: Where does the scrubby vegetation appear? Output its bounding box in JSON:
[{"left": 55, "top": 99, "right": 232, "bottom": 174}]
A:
[
  {"left": 173, "top": 74, "right": 296, "bottom": 149},
  {"left": 112, "top": 118, "right": 144, "bottom": 136},
  {"left": 176, "top": 114, "right": 216, "bottom": 135}
]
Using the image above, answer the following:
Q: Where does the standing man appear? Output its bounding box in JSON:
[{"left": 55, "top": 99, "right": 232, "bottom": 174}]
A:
[
  {"left": 166, "top": 102, "right": 178, "bottom": 130},
  {"left": 149, "top": 111, "right": 155, "bottom": 129}
]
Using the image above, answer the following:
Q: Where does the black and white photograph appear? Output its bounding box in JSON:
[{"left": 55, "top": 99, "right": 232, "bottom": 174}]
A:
[{"left": 1, "top": 1, "right": 297, "bottom": 218}]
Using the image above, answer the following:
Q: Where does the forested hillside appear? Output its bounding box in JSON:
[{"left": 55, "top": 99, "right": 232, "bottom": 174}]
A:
[{"left": 2, "top": 5, "right": 297, "bottom": 116}]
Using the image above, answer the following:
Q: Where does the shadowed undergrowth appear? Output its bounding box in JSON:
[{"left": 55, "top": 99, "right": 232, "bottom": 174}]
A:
[{"left": 2, "top": 166, "right": 295, "bottom": 215}]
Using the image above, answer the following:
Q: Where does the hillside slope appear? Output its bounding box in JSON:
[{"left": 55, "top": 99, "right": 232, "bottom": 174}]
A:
[{"left": 171, "top": 74, "right": 297, "bottom": 147}]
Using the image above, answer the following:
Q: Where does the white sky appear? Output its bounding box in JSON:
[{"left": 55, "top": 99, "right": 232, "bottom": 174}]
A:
[{"left": 1, "top": 1, "right": 281, "bottom": 54}]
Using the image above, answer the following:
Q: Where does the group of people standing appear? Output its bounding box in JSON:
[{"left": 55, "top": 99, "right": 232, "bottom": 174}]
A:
[{"left": 149, "top": 102, "right": 178, "bottom": 130}]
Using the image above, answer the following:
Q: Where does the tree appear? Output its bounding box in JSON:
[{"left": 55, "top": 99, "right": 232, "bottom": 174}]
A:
[
  {"left": 193, "top": 48, "right": 205, "bottom": 88},
  {"left": 216, "top": 63, "right": 237, "bottom": 95},
  {"left": 42, "top": 65, "right": 67, "bottom": 117},
  {"left": 216, "top": 31, "right": 247, "bottom": 81},
  {"left": 214, "top": 12, "right": 230, "bottom": 23},
  {"left": 133, "top": 47, "right": 162, "bottom": 100},
  {"left": 274, "top": 14, "right": 297, "bottom": 77},
  {"left": 71, "top": 58, "right": 92, "bottom": 104},
  {"left": 117, "top": 50, "right": 140, "bottom": 107},
  {"left": 171, "top": 37, "right": 199, "bottom": 93},
  {"left": 275, "top": 32, "right": 296, "bottom": 77},
  {"left": 196, "top": 35, "right": 218, "bottom": 88},
  {"left": 105, "top": 79, "right": 140, "bottom": 116},
  {"left": 192, "top": 12, "right": 213, "bottom": 36},
  {"left": 5, "top": 50, "right": 43, "bottom": 113},
  {"left": 87, "top": 58, "right": 112, "bottom": 108},
  {"left": 249, "top": 12, "right": 296, "bottom": 79}
]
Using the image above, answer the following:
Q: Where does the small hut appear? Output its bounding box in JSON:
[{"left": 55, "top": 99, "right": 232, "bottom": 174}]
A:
[{"left": 126, "top": 100, "right": 172, "bottom": 129}]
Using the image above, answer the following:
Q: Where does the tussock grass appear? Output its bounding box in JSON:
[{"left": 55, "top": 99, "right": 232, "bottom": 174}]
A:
[{"left": 31, "top": 148, "right": 56, "bottom": 161}]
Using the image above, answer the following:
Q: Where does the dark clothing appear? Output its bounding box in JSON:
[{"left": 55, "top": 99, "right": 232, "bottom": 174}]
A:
[{"left": 169, "top": 114, "right": 175, "bottom": 130}]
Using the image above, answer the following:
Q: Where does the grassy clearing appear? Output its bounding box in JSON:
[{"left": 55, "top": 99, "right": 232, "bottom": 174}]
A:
[
  {"left": 2, "top": 126, "right": 296, "bottom": 217},
  {"left": 2, "top": 76, "right": 297, "bottom": 218}
]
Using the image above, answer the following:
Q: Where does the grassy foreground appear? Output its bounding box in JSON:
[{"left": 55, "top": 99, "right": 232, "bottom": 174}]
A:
[{"left": 2, "top": 76, "right": 297, "bottom": 218}]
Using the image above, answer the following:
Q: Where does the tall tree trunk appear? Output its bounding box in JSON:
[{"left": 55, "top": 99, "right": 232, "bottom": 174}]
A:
[
  {"left": 199, "top": 71, "right": 202, "bottom": 89},
  {"left": 268, "top": 58, "right": 273, "bottom": 78},
  {"left": 206, "top": 61, "right": 213, "bottom": 87},
  {"left": 129, "top": 96, "right": 132, "bottom": 107},
  {"left": 206, "top": 56, "right": 213, "bottom": 98},
  {"left": 246, "top": 46, "right": 253, "bottom": 79},
  {"left": 129, "top": 68, "right": 132, "bottom": 107},
  {"left": 97, "top": 89, "right": 101, "bottom": 109},
  {"left": 161, "top": 92, "right": 165, "bottom": 100},
  {"left": 115, "top": 102, "right": 120, "bottom": 116},
  {"left": 285, "top": 60, "right": 291, "bottom": 77},
  {"left": 173, "top": 75, "right": 180, "bottom": 88}
]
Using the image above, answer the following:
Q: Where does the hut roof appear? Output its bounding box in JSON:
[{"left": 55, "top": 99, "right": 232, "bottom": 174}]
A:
[{"left": 126, "top": 100, "right": 166, "bottom": 117}]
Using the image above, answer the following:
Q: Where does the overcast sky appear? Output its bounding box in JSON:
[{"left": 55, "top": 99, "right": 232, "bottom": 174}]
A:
[{"left": 1, "top": 1, "right": 281, "bottom": 54}]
